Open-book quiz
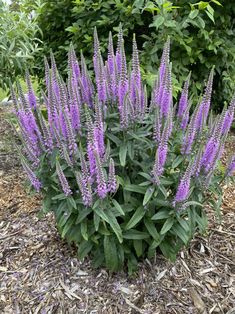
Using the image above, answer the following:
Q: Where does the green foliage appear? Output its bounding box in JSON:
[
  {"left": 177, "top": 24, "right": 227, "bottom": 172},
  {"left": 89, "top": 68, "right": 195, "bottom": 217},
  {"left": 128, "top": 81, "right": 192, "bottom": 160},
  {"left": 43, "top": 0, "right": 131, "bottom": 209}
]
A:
[
  {"left": 0, "top": 1, "right": 41, "bottom": 90},
  {"left": 25, "top": 0, "right": 234, "bottom": 110}
]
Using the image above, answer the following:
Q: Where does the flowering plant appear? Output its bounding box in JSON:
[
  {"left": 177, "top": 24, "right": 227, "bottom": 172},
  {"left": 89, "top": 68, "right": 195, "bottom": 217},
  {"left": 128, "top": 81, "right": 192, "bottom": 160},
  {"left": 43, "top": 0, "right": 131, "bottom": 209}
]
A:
[{"left": 12, "top": 27, "right": 234, "bottom": 272}]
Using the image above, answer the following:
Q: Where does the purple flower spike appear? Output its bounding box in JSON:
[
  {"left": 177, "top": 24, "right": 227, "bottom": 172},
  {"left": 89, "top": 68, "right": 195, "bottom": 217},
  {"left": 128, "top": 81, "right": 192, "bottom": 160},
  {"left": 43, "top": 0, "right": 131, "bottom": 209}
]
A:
[
  {"left": 56, "top": 160, "right": 72, "bottom": 196},
  {"left": 108, "top": 158, "right": 117, "bottom": 193},
  {"left": 173, "top": 163, "right": 192, "bottom": 207},
  {"left": 174, "top": 176, "right": 190, "bottom": 205},
  {"left": 227, "top": 155, "right": 235, "bottom": 176},
  {"left": 94, "top": 151, "right": 107, "bottom": 199},
  {"left": 116, "top": 23, "right": 124, "bottom": 74},
  {"left": 201, "top": 137, "right": 219, "bottom": 173},
  {"left": 222, "top": 95, "right": 235, "bottom": 135},
  {"left": 160, "top": 64, "right": 172, "bottom": 117},
  {"left": 177, "top": 72, "right": 191, "bottom": 118},
  {"left": 26, "top": 70, "right": 37, "bottom": 109},
  {"left": 159, "top": 38, "right": 170, "bottom": 83},
  {"left": 87, "top": 142, "right": 96, "bottom": 177},
  {"left": 152, "top": 142, "right": 168, "bottom": 180},
  {"left": 22, "top": 160, "right": 42, "bottom": 192},
  {"left": 75, "top": 171, "right": 93, "bottom": 207}
]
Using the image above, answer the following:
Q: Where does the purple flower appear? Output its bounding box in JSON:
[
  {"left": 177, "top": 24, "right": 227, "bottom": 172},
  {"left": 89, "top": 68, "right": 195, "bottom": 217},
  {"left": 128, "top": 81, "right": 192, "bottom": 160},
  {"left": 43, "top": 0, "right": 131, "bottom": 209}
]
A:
[
  {"left": 159, "top": 38, "right": 170, "bottom": 83},
  {"left": 153, "top": 107, "right": 161, "bottom": 143},
  {"left": 152, "top": 142, "right": 168, "bottom": 181},
  {"left": 87, "top": 142, "right": 96, "bottom": 177},
  {"left": 94, "top": 152, "right": 107, "bottom": 199},
  {"left": 227, "top": 155, "right": 235, "bottom": 176},
  {"left": 68, "top": 43, "right": 81, "bottom": 83},
  {"left": 195, "top": 68, "right": 214, "bottom": 131},
  {"left": 160, "top": 64, "right": 172, "bottom": 117},
  {"left": 201, "top": 137, "right": 219, "bottom": 173},
  {"left": 26, "top": 70, "right": 37, "bottom": 109},
  {"left": 173, "top": 163, "right": 192, "bottom": 207},
  {"left": 116, "top": 24, "right": 123, "bottom": 74},
  {"left": 177, "top": 72, "right": 191, "bottom": 118},
  {"left": 108, "top": 158, "right": 117, "bottom": 193},
  {"left": 56, "top": 160, "right": 72, "bottom": 196},
  {"left": 94, "top": 126, "right": 105, "bottom": 158},
  {"left": 22, "top": 160, "right": 42, "bottom": 192},
  {"left": 75, "top": 171, "right": 93, "bottom": 207}
]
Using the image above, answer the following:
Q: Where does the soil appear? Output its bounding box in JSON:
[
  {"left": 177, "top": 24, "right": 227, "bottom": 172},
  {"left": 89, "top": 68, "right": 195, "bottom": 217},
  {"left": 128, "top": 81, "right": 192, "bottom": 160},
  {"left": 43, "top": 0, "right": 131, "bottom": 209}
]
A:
[{"left": 0, "top": 106, "right": 234, "bottom": 314}]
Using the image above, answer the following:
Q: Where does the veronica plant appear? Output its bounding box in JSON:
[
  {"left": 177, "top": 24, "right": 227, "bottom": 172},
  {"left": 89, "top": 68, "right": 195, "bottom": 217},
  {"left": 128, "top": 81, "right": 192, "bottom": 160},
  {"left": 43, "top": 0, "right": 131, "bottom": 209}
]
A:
[{"left": 12, "top": 28, "right": 235, "bottom": 273}]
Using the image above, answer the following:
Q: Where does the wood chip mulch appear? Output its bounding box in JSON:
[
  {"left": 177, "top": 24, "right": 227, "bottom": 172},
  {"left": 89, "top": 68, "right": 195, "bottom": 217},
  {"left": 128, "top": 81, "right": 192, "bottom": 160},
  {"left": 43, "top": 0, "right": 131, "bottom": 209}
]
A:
[{"left": 0, "top": 106, "right": 234, "bottom": 314}]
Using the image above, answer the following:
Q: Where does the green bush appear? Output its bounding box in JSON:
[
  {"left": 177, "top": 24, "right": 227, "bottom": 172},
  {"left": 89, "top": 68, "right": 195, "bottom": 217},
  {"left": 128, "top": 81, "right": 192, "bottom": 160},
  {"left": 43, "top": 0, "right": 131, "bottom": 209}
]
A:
[
  {"left": 25, "top": 0, "right": 235, "bottom": 111},
  {"left": 12, "top": 30, "right": 234, "bottom": 273},
  {"left": 0, "top": 0, "right": 41, "bottom": 90}
]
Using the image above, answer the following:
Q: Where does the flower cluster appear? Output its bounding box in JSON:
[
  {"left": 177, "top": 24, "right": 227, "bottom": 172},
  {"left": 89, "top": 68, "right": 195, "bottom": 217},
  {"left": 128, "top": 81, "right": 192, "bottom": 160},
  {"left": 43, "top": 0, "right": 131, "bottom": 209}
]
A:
[{"left": 13, "top": 27, "right": 234, "bottom": 211}]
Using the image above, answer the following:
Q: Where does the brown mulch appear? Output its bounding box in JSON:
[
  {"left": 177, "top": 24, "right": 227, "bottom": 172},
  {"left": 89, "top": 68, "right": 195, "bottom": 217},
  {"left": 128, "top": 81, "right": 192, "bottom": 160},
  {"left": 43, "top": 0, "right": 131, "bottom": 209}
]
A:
[{"left": 0, "top": 107, "right": 235, "bottom": 314}]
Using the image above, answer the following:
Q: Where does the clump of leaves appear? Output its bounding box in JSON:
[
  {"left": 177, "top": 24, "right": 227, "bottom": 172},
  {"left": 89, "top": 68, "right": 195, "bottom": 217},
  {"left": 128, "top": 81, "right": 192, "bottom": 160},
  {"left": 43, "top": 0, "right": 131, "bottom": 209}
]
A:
[
  {"left": 12, "top": 28, "right": 235, "bottom": 273},
  {"left": 0, "top": 1, "right": 41, "bottom": 91}
]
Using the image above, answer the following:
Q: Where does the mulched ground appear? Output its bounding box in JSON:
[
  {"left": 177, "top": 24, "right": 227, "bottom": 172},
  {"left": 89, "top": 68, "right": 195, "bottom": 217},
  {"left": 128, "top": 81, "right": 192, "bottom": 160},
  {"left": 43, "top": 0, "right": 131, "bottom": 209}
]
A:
[{"left": 0, "top": 106, "right": 235, "bottom": 314}]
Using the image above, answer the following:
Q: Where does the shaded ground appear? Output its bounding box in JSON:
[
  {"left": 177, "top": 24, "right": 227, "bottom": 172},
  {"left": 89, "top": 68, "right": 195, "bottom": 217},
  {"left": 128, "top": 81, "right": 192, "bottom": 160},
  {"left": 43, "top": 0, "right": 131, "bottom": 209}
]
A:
[{"left": 0, "top": 106, "right": 235, "bottom": 314}]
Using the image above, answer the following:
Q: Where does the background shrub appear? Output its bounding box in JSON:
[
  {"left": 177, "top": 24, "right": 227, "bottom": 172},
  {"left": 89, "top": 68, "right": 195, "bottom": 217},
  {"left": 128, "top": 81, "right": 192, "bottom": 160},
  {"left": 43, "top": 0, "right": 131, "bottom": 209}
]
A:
[
  {"left": 0, "top": 0, "right": 41, "bottom": 91},
  {"left": 25, "top": 0, "right": 235, "bottom": 111}
]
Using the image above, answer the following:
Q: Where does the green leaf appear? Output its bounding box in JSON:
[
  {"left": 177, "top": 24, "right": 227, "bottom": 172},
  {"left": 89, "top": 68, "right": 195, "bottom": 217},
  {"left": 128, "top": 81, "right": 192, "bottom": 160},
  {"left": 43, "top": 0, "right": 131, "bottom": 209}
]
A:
[
  {"left": 93, "top": 213, "right": 100, "bottom": 231},
  {"left": 189, "top": 9, "right": 199, "bottom": 19},
  {"left": 94, "top": 207, "right": 123, "bottom": 243},
  {"left": 150, "top": 15, "right": 164, "bottom": 29},
  {"left": 211, "top": 0, "right": 222, "bottom": 5},
  {"left": 171, "top": 224, "right": 189, "bottom": 245},
  {"left": 184, "top": 201, "right": 203, "bottom": 208},
  {"left": 160, "top": 217, "right": 175, "bottom": 235},
  {"left": 52, "top": 193, "right": 67, "bottom": 200},
  {"left": 159, "top": 240, "right": 177, "bottom": 262},
  {"left": 138, "top": 172, "right": 152, "bottom": 180},
  {"left": 127, "top": 141, "right": 134, "bottom": 160},
  {"left": 76, "top": 207, "right": 92, "bottom": 224},
  {"left": 62, "top": 215, "right": 76, "bottom": 238},
  {"left": 112, "top": 199, "right": 125, "bottom": 216},
  {"left": 144, "top": 218, "right": 160, "bottom": 242},
  {"left": 152, "top": 209, "right": 171, "bottom": 220},
  {"left": 58, "top": 211, "right": 71, "bottom": 228},
  {"left": 119, "top": 143, "right": 128, "bottom": 167},
  {"left": 67, "top": 196, "right": 77, "bottom": 210},
  {"left": 172, "top": 155, "right": 184, "bottom": 169},
  {"left": 125, "top": 206, "right": 145, "bottom": 230},
  {"left": 80, "top": 221, "right": 88, "bottom": 240},
  {"left": 104, "top": 236, "right": 119, "bottom": 271},
  {"left": 77, "top": 240, "right": 93, "bottom": 260},
  {"left": 205, "top": 9, "right": 214, "bottom": 23},
  {"left": 124, "top": 184, "right": 146, "bottom": 194},
  {"left": 133, "top": 240, "right": 143, "bottom": 257},
  {"left": 197, "top": 16, "right": 205, "bottom": 28},
  {"left": 143, "top": 187, "right": 155, "bottom": 206},
  {"left": 158, "top": 184, "right": 168, "bottom": 199},
  {"left": 106, "top": 133, "right": 121, "bottom": 146},
  {"left": 123, "top": 229, "right": 150, "bottom": 240}
]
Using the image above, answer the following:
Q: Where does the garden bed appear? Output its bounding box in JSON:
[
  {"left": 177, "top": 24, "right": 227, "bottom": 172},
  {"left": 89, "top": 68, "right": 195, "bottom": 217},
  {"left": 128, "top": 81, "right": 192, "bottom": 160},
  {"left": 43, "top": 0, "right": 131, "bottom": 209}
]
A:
[{"left": 0, "top": 105, "right": 234, "bottom": 314}]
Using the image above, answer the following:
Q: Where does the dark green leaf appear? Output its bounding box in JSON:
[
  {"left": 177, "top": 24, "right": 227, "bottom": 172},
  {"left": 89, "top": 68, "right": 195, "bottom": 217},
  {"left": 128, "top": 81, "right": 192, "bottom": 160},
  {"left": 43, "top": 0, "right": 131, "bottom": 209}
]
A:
[
  {"left": 119, "top": 143, "right": 127, "bottom": 167},
  {"left": 144, "top": 218, "right": 160, "bottom": 242},
  {"left": 123, "top": 229, "right": 150, "bottom": 240},
  {"left": 124, "top": 184, "right": 146, "bottom": 194},
  {"left": 112, "top": 199, "right": 125, "bottom": 216},
  {"left": 160, "top": 217, "right": 174, "bottom": 235},
  {"left": 125, "top": 206, "right": 146, "bottom": 230},
  {"left": 152, "top": 209, "right": 171, "bottom": 220},
  {"left": 143, "top": 187, "right": 155, "bottom": 206},
  {"left": 133, "top": 240, "right": 143, "bottom": 257}
]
